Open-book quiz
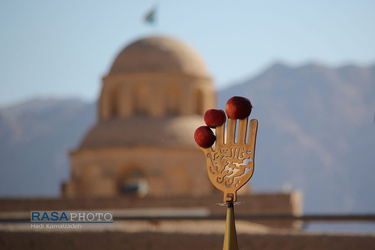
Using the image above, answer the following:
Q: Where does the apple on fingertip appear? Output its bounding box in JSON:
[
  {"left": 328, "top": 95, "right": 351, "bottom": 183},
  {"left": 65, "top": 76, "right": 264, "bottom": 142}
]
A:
[
  {"left": 225, "top": 96, "right": 253, "bottom": 119},
  {"left": 204, "top": 109, "right": 226, "bottom": 128},
  {"left": 194, "top": 126, "right": 216, "bottom": 148}
]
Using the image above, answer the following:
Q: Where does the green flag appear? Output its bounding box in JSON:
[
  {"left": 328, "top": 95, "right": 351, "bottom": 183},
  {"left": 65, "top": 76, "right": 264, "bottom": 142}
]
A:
[{"left": 145, "top": 6, "right": 156, "bottom": 25}]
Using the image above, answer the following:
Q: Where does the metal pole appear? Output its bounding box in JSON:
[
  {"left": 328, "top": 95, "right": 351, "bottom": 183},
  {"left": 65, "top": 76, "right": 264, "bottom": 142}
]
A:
[{"left": 223, "top": 202, "right": 238, "bottom": 250}]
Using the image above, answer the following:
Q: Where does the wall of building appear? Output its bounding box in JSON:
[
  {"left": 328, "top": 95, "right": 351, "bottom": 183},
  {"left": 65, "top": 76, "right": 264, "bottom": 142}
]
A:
[
  {"left": 1, "top": 231, "right": 375, "bottom": 250},
  {"left": 65, "top": 147, "right": 212, "bottom": 197}
]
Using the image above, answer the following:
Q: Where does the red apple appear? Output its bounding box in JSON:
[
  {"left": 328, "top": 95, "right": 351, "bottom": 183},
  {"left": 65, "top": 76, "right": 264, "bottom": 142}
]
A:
[
  {"left": 225, "top": 96, "right": 253, "bottom": 119},
  {"left": 204, "top": 109, "right": 226, "bottom": 128},
  {"left": 194, "top": 126, "right": 216, "bottom": 148}
]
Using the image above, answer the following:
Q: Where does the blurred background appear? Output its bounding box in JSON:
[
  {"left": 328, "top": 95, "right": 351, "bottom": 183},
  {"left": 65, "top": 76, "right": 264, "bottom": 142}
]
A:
[{"left": 0, "top": 0, "right": 374, "bottom": 232}]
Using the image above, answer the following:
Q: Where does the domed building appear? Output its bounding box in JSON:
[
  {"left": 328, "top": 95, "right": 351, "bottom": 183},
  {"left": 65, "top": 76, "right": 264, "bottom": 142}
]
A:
[
  {"left": 63, "top": 36, "right": 216, "bottom": 197},
  {"left": 1, "top": 37, "right": 305, "bottom": 247}
]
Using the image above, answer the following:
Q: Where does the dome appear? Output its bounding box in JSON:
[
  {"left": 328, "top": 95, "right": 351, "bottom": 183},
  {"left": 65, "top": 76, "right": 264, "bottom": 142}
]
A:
[
  {"left": 108, "top": 36, "right": 209, "bottom": 77},
  {"left": 79, "top": 116, "right": 203, "bottom": 149}
]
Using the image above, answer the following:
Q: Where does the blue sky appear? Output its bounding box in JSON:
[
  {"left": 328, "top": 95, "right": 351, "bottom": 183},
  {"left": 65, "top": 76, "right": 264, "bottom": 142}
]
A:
[{"left": 1, "top": 0, "right": 374, "bottom": 106}]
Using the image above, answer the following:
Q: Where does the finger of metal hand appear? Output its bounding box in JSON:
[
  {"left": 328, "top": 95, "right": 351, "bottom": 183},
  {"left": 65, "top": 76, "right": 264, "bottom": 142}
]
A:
[
  {"left": 226, "top": 118, "right": 236, "bottom": 144},
  {"left": 215, "top": 123, "right": 225, "bottom": 147},
  {"left": 247, "top": 119, "right": 258, "bottom": 146},
  {"left": 237, "top": 117, "right": 249, "bottom": 144}
]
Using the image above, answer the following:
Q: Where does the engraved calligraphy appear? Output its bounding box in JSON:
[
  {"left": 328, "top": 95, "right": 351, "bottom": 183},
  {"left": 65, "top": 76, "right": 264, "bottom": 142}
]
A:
[{"left": 207, "top": 146, "right": 253, "bottom": 189}]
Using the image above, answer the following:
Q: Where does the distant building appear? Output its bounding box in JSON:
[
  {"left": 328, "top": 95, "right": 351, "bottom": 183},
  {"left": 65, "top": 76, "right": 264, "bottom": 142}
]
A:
[
  {"left": 0, "top": 37, "right": 307, "bottom": 249},
  {"left": 60, "top": 34, "right": 301, "bottom": 230},
  {"left": 63, "top": 36, "right": 222, "bottom": 197}
]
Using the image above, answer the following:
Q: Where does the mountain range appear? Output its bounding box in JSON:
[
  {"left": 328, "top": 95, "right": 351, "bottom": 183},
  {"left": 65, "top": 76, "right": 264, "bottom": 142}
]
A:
[
  {"left": 1, "top": 62, "right": 374, "bottom": 215},
  {"left": 0, "top": 98, "right": 95, "bottom": 196},
  {"left": 218, "top": 62, "right": 375, "bottom": 213}
]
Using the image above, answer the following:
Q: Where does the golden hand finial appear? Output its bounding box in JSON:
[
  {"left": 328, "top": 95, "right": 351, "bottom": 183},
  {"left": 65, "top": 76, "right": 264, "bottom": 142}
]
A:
[
  {"left": 195, "top": 96, "right": 258, "bottom": 203},
  {"left": 194, "top": 96, "right": 258, "bottom": 250}
]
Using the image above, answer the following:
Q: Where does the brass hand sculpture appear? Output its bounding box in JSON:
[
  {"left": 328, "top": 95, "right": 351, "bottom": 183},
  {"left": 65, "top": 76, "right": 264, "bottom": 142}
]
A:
[
  {"left": 202, "top": 117, "right": 258, "bottom": 203},
  {"left": 195, "top": 96, "right": 258, "bottom": 203},
  {"left": 194, "top": 96, "right": 258, "bottom": 250}
]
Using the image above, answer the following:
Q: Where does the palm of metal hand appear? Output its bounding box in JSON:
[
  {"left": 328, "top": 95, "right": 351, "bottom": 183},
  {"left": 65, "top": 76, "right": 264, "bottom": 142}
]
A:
[{"left": 201, "top": 118, "right": 258, "bottom": 203}]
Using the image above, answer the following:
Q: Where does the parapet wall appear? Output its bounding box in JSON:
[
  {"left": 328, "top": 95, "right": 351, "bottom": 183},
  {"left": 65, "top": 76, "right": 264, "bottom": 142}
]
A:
[
  {"left": 0, "top": 192, "right": 302, "bottom": 229},
  {"left": 0, "top": 192, "right": 301, "bottom": 215}
]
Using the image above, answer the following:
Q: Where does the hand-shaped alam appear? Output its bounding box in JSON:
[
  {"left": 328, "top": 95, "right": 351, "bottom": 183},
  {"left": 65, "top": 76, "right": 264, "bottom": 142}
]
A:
[{"left": 194, "top": 97, "right": 258, "bottom": 203}]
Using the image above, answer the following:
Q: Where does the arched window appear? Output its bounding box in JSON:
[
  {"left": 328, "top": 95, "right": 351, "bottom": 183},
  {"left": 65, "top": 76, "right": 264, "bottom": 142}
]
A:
[
  {"left": 194, "top": 88, "right": 204, "bottom": 115},
  {"left": 120, "top": 169, "right": 148, "bottom": 197},
  {"left": 134, "top": 83, "right": 149, "bottom": 115},
  {"left": 99, "top": 85, "right": 119, "bottom": 120},
  {"left": 165, "top": 83, "right": 180, "bottom": 115},
  {"left": 109, "top": 87, "right": 119, "bottom": 118}
]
